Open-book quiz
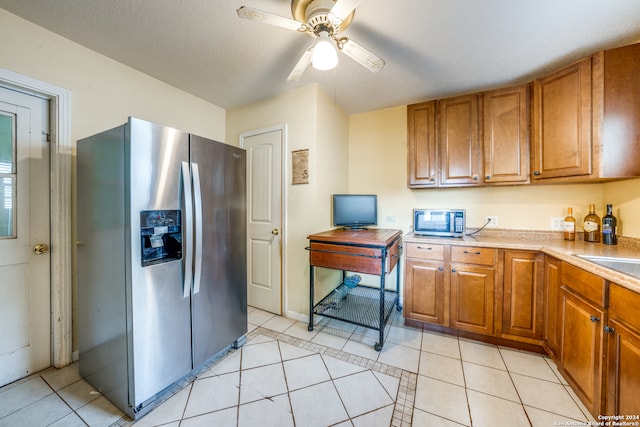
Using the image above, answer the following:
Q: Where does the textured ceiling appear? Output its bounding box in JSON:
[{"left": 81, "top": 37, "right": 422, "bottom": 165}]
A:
[{"left": 1, "top": 0, "right": 639, "bottom": 114}]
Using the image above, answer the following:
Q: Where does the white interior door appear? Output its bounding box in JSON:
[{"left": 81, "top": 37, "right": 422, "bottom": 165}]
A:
[
  {"left": 242, "top": 127, "right": 283, "bottom": 315},
  {"left": 0, "top": 87, "right": 50, "bottom": 386}
]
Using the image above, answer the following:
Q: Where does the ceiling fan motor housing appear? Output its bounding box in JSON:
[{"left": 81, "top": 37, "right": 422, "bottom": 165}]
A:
[
  {"left": 291, "top": 0, "right": 354, "bottom": 34},
  {"left": 305, "top": 0, "right": 333, "bottom": 27}
]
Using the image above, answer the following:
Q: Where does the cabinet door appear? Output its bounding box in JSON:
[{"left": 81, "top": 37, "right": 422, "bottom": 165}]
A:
[
  {"left": 543, "top": 257, "right": 562, "bottom": 358},
  {"left": 407, "top": 101, "right": 437, "bottom": 187},
  {"left": 605, "top": 319, "right": 640, "bottom": 416},
  {"left": 405, "top": 258, "right": 446, "bottom": 325},
  {"left": 502, "top": 250, "right": 544, "bottom": 342},
  {"left": 450, "top": 264, "right": 495, "bottom": 335},
  {"left": 483, "top": 85, "right": 530, "bottom": 184},
  {"left": 559, "top": 287, "right": 604, "bottom": 417},
  {"left": 602, "top": 42, "right": 640, "bottom": 177},
  {"left": 438, "top": 94, "right": 482, "bottom": 186},
  {"left": 532, "top": 57, "right": 592, "bottom": 179}
]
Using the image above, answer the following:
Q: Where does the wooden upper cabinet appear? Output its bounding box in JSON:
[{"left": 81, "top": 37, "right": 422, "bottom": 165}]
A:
[
  {"left": 407, "top": 101, "right": 437, "bottom": 187},
  {"left": 407, "top": 42, "right": 640, "bottom": 188},
  {"left": 600, "top": 42, "right": 640, "bottom": 178},
  {"left": 532, "top": 56, "right": 593, "bottom": 180},
  {"left": 483, "top": 85, "right": 530, "bottom": 184},
  {"left": 438, "top": 94, "right": 482, "bottom": 186}
]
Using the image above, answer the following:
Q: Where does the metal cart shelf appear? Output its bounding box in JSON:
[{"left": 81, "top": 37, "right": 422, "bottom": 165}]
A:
[{"left": 307, "top": 228, "right": 403, "bottom": 351}]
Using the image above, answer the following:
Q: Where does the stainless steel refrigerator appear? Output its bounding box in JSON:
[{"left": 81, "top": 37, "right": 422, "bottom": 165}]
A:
[{"left": 76, "top": 117, "right": 247, "bottom": 419}]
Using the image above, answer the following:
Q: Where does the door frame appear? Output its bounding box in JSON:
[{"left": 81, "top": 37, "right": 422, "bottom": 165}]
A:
[
  {"left": 239, "top": 124, "right": 287, "bottom": 316},
  {"left": 0, "top": 69, "right": 72, "bottom": 368}
]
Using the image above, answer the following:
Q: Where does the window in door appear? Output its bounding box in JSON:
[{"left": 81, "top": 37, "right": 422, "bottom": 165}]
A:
[{"left": 0, "top": 112, "right": 16, "bottom": 238}]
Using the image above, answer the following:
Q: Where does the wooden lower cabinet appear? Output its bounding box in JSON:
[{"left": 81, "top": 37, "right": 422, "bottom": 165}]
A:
[
  {"left": 450, "top": 263, "right": 495, "bottom": 335},
  {"left": 606, "top": 319, "right": 640, "bottom": 416},
  {"left": 559, "top": 286, "right": 605, "bottom": 418},
  {"left": 405, "top": 258, "right": 446, "bottom": 325},
  {"left": 404, "top": 241, "right": 640, "bottom": 418},
  {"left": 543, "top": 256, "right": 562, "bottom": 358},
  {"left": 605, "top": 283, "right": 640, "bottom": 416},
  {"left": 501, "top": 250, "right": 544, "bottom": 344}
]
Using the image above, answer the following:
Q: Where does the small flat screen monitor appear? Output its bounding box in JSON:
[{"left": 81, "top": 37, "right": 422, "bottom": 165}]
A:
[{"left": 332, "top": 194, "right": 377, "bottom": 229}]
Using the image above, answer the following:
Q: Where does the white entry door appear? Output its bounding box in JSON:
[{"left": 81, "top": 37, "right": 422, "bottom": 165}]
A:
[
  {"left": 0, "top": 87, "right": 50, "bottom": 386},
  {"left": 241, "top": 127, "right": 283, "bottom": 315}
]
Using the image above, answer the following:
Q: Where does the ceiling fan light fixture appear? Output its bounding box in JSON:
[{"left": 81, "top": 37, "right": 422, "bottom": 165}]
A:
[{"left": 312, "top": 32, "right": 338, "bottom": 70}]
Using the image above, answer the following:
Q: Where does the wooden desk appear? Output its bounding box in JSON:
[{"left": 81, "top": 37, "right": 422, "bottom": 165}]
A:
[{"left": 307, "top": 228, "right": 403, "bottom": 351}]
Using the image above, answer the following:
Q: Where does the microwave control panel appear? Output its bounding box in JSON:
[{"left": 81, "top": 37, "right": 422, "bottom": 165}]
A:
[{"left": 453, "top": 212, "right": 465, "bottom": 233}]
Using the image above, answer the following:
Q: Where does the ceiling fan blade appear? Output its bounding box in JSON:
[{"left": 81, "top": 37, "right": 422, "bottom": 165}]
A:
[
  {"left": 287, "top": 47, "right": 313, "bottom": 82},
  {"left": 340, "top": 39, "right": 385, "bottom": 73},
  {"left": 329, "top": 0, "right": 364, "bottom": 23},
  {"left": 237, "top": 6, "right": 306, "bottom": 32}
]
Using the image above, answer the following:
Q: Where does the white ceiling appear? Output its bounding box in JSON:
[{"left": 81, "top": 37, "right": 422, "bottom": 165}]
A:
[{"left": 1, "top": 0, "right": 639, "bottom": 114}]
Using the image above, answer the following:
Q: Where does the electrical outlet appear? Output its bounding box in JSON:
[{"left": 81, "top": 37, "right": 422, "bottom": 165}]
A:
[
  {"left": 385, "top": 215, "right": 397, "bottom": 222},
  {"left": 550, "top": 217, "right": 564, "bottom": 231},
  {"left": 486, "top": 216, "right": 499, "bottom": 227}
]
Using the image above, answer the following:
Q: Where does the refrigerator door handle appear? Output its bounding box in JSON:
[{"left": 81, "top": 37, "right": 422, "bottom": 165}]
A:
[
  {"left": 192, "top": 162, "right": 203, "bottom": 295},
  {"left": 181, "top": 161, "right": 193, "bottom": 299}
]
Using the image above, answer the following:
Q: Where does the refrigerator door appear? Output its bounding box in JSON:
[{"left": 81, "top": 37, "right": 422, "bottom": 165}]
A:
[
  {"left": 190, "top": 135, "right": 248, "bottom": 366},
  {"left": 127, "top": 118, "right": 193, "bottom": 408}
]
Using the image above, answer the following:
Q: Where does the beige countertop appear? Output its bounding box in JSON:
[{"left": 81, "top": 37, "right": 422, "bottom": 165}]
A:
[{"left": 404, "top": 230, "right": 640, "bottom": 294}]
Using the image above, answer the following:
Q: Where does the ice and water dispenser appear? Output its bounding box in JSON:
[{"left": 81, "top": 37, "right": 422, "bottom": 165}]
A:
[{"left": 140, "top": 210, "right": 182, "bottom": 267}]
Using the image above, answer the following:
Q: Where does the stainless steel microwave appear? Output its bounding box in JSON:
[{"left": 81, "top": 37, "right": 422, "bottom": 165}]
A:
[{"left": 413, "top": 209, "right": 466, "bottom": 237}]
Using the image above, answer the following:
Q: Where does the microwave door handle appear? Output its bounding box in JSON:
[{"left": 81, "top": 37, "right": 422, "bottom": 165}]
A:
[
  {"left": 191, "top": 162, "right": 203, "bottom": 295},
  {"left": 181, "top": 161, "right": 193, "bottom": 299}
]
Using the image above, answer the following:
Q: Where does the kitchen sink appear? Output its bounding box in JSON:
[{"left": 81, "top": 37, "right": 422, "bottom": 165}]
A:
[{"left": 576, "top": 255, "right": 640, "bottom": 279}]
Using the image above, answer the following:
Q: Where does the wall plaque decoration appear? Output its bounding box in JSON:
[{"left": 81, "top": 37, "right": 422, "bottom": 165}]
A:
[{"left": 292, "top": 149, "right": 309, "bottom": 185}]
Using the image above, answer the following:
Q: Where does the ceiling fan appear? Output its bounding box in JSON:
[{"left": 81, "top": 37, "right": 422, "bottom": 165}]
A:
[{"left": 237, "top": 0, "right": 385, "bottom": 82}]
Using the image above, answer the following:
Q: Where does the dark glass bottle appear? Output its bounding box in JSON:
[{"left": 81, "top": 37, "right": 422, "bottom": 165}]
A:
[{"left": 602, "top": 204, "right": 618, "bottom": 245}]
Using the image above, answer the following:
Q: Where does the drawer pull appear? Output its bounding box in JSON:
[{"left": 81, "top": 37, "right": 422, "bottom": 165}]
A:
[
  {"left": 590, "top": 315, "right": 601, "bottom": 323},
  {"left": 604, "top": 325, "right": 616, "bottom": 333},
  {"left": 463, "top": 250, "right": 481, "bottom": 255},
  {"left": 417, "top": 246, "right": 432, "bottom": 250}
]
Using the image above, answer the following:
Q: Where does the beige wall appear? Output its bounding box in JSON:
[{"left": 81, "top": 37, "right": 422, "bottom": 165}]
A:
[
  {"left": 226, "top": 84, "right": 349, "bottom": 318},
  {"left": 0, "top": 10, "right": 226, "bottom": 141},
  {"left": 0, "top": 10, "right": 227, "bottom": 355},
  {"left": 348, "top": 107, "right": 640, "bottom": 239}
]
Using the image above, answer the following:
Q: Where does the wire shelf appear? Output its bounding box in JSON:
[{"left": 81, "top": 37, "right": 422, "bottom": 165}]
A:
[{"left": 313, "top": 285, "right": 398, "bottom": 331}]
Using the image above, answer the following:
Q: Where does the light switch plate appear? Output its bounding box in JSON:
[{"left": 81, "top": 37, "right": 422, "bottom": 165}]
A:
[{"left": 551, "top": 217, "right": 564, "bottom": 231}]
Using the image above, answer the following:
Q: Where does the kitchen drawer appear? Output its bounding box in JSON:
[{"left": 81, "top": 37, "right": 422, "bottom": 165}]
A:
[
  {"left": 609, "top": 283, "right": 640, "bottom": 330},
  {"left": 405, "top": 242, "right": 445, "bottom": 260},
  {"left": 560, "top": 262, "right": 607, "bottom": 307},
  {"left": 309, "top": 241, "right": 391, "bottom": 275},
  {"left": 450, "top": 246, "right": 496, "bottom": 266}
]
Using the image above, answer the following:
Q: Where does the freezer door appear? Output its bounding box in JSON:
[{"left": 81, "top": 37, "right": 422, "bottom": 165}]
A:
[
  {"left": 127, "top": 118, "right": 193, "bottom": 408},
  {"left": 190, "top": 135, "right": 248, "bottom": 366}
]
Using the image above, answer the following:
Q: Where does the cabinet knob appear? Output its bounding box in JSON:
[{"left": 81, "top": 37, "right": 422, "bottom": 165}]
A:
[
  {"left": 472, "top": 175, "right": 479, "bottom": 181},
  {"left": 438, "top": 266, "right": 443, "bottom": 271},
  {"left": 429, "top": 177, "right": 435, "bottom": 182},
  {"left": 485, "top": 175, "right": 491, "bottom": 180},
  {"left": 451, "top": 268, "right": 457, "bottom": 273},
  {"left": 604, "top": 325, "right": 616, "bottom": 333},
  {"left": 533, "top": 171, "right": 541, "bottom": 176},
  {"left": 590, "top": 315, "right": 600, "bottom": 323}
]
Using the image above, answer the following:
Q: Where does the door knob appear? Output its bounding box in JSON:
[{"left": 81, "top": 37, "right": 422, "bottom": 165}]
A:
[
  {"left": 33, "top": 244, "right": 49, "bottom": 255},
  {"left": 272, "top": 229, "right": 280, "bottom": 235}
]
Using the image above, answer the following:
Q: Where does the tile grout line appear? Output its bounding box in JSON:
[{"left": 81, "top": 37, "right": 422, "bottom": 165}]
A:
[{"left": 252, "top": 326, "right": 416, "bottom": 426}]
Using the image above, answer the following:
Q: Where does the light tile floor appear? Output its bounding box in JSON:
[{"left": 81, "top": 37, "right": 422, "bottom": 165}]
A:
[{"left": 0, "top": 306, "right": 598, "bottom": 426}]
